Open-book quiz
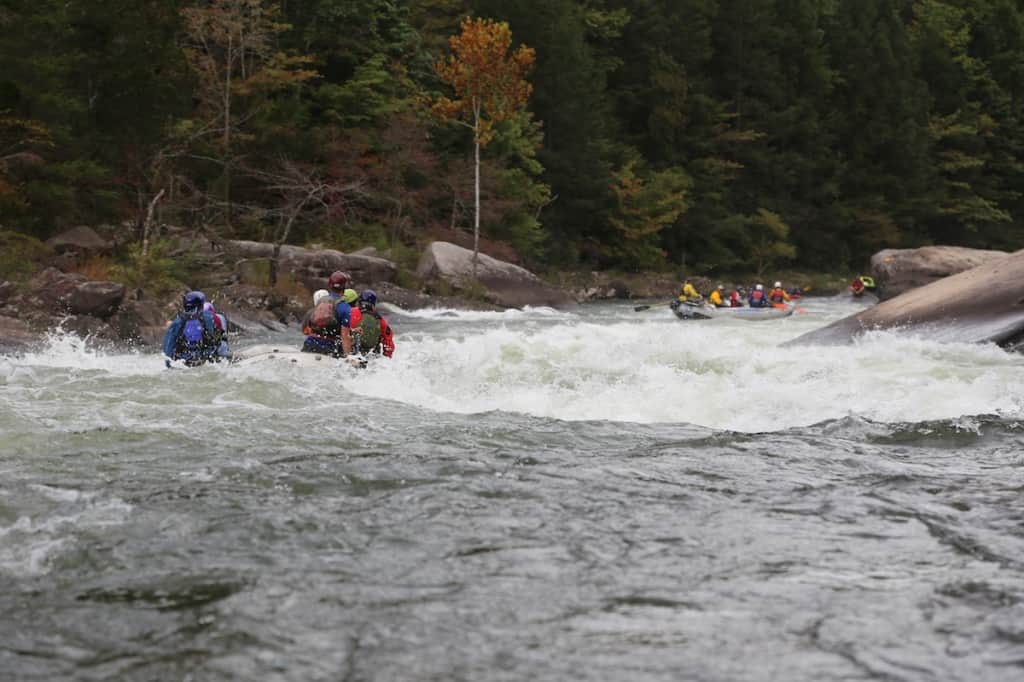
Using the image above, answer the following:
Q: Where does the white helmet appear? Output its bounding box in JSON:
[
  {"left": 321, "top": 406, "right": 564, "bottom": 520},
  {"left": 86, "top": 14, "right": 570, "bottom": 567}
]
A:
[
  {"left": 774, "top": 281, "right": 781, "bottom": 288},
  {"left": 756, "top": 284, "right": 764, "bottom": 291},
  {"left": 717, "top": 284, "right": 724, "bottom": 290},
  {"left": 313, "top": 288, "right": 330, "bottom": 305}
]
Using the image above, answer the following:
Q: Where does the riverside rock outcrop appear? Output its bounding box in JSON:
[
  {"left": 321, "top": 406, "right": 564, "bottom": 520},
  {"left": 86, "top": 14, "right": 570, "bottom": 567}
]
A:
[
  {"left": 788, "top": 248, "right": 1024, "bottom": 348},
  {"left": 870, "top": 246, "right": 1008, "bottom": 300},
  {"left": 222, "top": 241, "right": 397, "bottom": 289},
  {"left": 416, "top": 241, "right": 573, "bottom": 308}
]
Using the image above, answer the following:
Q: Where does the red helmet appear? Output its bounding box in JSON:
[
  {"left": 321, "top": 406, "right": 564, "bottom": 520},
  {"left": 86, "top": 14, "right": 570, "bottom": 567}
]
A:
[{"left": 327, "top": 271, "right": 349, "bottom": 292}]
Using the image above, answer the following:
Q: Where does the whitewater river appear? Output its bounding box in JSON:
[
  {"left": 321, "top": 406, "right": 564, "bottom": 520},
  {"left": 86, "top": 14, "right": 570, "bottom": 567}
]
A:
[{"left": 2, "top": 297, "right": 1023, "bottom": 681}]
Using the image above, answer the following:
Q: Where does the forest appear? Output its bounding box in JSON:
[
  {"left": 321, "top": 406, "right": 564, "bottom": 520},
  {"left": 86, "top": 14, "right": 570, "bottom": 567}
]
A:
[{"left": 2, "top": 0, "right": 1023, "bottom": 277}]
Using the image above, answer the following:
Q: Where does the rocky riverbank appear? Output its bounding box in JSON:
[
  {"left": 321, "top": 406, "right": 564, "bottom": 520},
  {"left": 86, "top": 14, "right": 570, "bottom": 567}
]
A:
[{"left": 0, "top": 226, "right": 669, "bottom": 354}]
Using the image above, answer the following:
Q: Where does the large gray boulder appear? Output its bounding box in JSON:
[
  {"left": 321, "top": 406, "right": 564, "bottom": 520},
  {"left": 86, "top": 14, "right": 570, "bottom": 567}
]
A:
[
  {"left": 223, "top": 241, "right": 397, "bottom": 286},
  {"left": 45, "top": 226, "right": 112, "bottom": 256},
  {"left": 68, "top": 281, "right": 126, "bottom": 318},
  {"left": 788, "top": 248, "right": 1024, "bottom": 348},
  {"left": 870, "top": 246, "right": 1008, "bottom": 300},
  {"left": 416, "top": 241, "right": 573, "bottom": 308}
]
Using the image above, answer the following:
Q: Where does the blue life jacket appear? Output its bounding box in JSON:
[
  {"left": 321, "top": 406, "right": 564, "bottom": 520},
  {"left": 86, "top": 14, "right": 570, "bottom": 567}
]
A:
[{"left": 169, "top": 309, "right": 218, "bottom": 365}]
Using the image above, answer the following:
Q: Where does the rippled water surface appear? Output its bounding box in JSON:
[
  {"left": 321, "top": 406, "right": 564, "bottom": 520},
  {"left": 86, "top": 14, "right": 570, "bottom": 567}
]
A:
[{"left": 2, "top": 298, "right": 1024, "bottom": 681}]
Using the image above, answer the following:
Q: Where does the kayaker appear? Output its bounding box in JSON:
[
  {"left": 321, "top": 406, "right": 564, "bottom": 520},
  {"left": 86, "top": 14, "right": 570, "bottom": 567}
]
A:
[
  {"left": 162, "top": 291, "right": 221, "bottom": 367},
  {"left": 708, "top": 284, "right": 727, "bottom": 307},
  {"left": 301, "top": 271, "right": 354, "bottom": 356},
  {"left": 350, "top": 289, "right": 395, "bottom": 357},
  {"left": 678, "top": 278, "right": 702, "bottom": 303},
  {"left": 748, "top": 284, "right": 769, "bottom": 308},
  {"left": 768, "top": 281, "right": 790, "bottom": 304},
  {"left": 203, "top": 301, "right": 231, "bottom": 360},
  {"left": 729, "top": 286, "right": 745, "bottom": 307}
]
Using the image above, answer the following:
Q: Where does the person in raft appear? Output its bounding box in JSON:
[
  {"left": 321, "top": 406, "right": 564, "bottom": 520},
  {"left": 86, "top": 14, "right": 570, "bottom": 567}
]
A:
[
  {"left": 349, "top": 289, "right": 395, "bottom": 358},
  {"left": 162, "top": 291, "right": 221, "bottom": 367},
  {"left": 301, "top": 271, "right": 354, "bottom": 357}
]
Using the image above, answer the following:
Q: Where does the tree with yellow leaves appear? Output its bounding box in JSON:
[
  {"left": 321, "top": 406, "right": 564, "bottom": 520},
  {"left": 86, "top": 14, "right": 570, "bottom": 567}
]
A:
[{"left": 429, "top": 17, "right": 535, "bottom": 271}]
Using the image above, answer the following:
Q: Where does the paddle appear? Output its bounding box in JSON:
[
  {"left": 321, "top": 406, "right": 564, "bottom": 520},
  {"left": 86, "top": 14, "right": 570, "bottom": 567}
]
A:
[{"left": 634, "top": 300, "right": 674, "bottom": 312}]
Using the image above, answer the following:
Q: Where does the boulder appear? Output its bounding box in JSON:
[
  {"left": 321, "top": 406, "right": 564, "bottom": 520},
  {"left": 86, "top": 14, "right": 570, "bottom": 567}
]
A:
[
  {"left": 222, "top": 241, "right": 398, "bottom": 286},
  {"left": 0, "top": 280, "right": 15, "bottom": 303},
  {"left": 870, "top": 246, "right": 1008, "bottom": 300},
  {"left": 26, "top": 267, "right": 88, "bottom": 308},
  {"left": 45, "top": 226, "right": 112, "bottom": 256},
  {"left": 0, "top": 314, "right": 35, "bottom": 352},
  {"left": 107, "top": 298, "right": 174, "bottom": 347},
  {"left": 416, "top": 241, "right": 573, "bottom": 308},
  {"left": 68, "top": 281, "right": 126, "bottom": 318},
  {"left": 787, "top": 248, "right": 1024, "bottom": 348}
]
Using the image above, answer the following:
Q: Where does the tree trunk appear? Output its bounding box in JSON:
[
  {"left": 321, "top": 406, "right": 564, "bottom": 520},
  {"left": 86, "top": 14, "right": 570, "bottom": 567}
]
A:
[
  {"left": 223, "top": 33, "right": 233, "bottom": 230},
  {"left": 141, "top": 188, "right": 166, "bottom": 258},
  {"left": 473, "top": 131, "right": 480, "bottom": 279}
]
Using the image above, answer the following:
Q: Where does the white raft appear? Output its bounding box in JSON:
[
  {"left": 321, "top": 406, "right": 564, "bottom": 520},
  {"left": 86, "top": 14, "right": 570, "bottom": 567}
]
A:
[{"left": 231, "top": 344, "right": 366, "bottom": 368}]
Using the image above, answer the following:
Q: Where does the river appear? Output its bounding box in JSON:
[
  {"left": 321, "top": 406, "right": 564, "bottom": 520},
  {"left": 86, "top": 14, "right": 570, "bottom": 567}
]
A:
[{"left": 2, "top": 297, "right": 1023, "bottom": 681}]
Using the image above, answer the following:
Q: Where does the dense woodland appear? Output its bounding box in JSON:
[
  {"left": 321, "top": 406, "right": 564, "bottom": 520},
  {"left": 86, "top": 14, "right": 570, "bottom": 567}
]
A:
[{"left": 2, "top": 0, "right": 1024, "bottom": 277}]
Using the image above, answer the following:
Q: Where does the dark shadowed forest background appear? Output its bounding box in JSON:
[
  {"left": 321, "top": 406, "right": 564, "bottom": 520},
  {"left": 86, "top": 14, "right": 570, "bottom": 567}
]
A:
[{"left": 2, "top": 0, "right": 1023, "bottom": 281}]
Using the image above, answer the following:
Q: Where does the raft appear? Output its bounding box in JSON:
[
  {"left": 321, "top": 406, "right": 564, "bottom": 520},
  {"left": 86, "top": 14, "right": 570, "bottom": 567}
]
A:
[
  {"left": 231, "top": 344, "right": 367, "bottom": 368},
  {"left": 671, "top": 301, "right": 795, "bottom": 321}
]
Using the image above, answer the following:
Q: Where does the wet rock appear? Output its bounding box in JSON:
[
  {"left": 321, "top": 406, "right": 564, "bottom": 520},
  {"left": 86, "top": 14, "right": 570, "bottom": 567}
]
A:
[
  {"left": 59, "top": 315, "right": 120, "bottom": 343},
  {"left": 870, "top": 246, "right": 1008, "bottom": 300},
  {"left": 416, "top": 241, "right": 573, "bottom": 308},
  {"left": 45, "top": 226, "right": 112, "bottom": 256},
  {"left": 0, "top": 314, "right": 35, "bottom": 352},
  {"left": 68, "top": 281, "right": 126, "bottom": 318},
  {"left": 788, "top": 248, "right": 1024, "bottom": 348},
  {"left": 223, "top": 240, "right": 398, "bottom": 287},
  {"left": 27, "top": 267, "right": 88, "bottom": 309}
]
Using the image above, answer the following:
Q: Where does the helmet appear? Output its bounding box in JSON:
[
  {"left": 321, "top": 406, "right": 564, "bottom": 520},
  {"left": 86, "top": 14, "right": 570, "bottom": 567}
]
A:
[
  {"left": 717, "top": 284, "right": 724, "bottom": 290},
  {"left": 358, "top": 289, "right": 377, "bottom": 307},
  {"left": 343, "top": 288, "right": 358, "bottom": 304},
  {"left": 774, "top": 281, "right": 782, "bottom": 288},
  {"left": 313, "top": 289, "right": 330, "bottom": 306},
  {"left": 327, "top": 271, "right": 350, "bottom": 292},
  {"left": 755, "top": 284, "right": 764, "bottom": 291},
  {"left": 183, "top": 291, "right": 205, "bottom": 310},
  {"left": 203, "top": 301, "right": 215, "bottom": 313}
]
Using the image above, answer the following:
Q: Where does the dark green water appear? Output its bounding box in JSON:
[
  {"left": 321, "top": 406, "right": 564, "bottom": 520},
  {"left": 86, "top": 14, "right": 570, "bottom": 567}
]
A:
[{"left": 2, "top": 300, "right": 1023, "bottom": 681}]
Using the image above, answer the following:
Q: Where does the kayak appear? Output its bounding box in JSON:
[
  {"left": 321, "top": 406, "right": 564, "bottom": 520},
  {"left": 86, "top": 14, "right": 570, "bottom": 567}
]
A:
[
  {"left": 231, "top": 344, "right": 367, "bottom": 368},
  {"left": 671, "top": 301, "right": 795, "bottom": 321}
]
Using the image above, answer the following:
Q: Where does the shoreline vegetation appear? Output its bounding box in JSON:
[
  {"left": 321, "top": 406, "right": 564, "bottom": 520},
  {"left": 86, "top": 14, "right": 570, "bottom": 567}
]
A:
[{"left": 4, "top": 1, "right": 1024, "bottom": 307}]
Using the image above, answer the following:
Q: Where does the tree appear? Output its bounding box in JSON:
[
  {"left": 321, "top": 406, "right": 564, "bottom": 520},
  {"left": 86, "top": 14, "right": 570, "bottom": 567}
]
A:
[
  {"left": 179, "top": 0, "right": 316, "bottom": 230},
  {"left": 428, "top": 17, "right": 536, "bottom": 272},
  {"left": 746, "top": 208, "right": 797, "bottom": 276},
  {"left": 608, "top": 158, "right": 690, "bottom": 269}
]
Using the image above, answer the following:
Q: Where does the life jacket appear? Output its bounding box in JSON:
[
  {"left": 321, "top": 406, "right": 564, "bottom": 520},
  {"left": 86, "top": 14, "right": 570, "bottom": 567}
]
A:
[
  {"left": 729, "top": 292, "right": 742, "bottom": 307},
  {"left": 749, "top": 290, "right": 766, "bottom": 307},
  {"left": 176, "top": 310, "right": 215, "bottom": 364},
  {"left": 769, "top": 288, "right": 787, "bottom": 302},
  {"left": 353, "top": 309, "right": 382, "bottom": 353},
  {"left": 310, "top": 300, "right": 339, "bottom": 335}
]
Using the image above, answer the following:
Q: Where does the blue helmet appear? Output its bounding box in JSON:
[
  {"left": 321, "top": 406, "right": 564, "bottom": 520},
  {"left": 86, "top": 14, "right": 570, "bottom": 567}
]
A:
[
  {"left": 358, "top": 289, "right": 377, "bottom": 307},
  {"left": 183, "top": 291, "right": 206, "bottom": 311}
]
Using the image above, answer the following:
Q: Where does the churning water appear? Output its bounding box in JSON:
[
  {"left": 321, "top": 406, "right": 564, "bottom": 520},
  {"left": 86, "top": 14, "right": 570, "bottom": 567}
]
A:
[{"left": 2, "top": 298, "right": 1023, "bottom": 681}]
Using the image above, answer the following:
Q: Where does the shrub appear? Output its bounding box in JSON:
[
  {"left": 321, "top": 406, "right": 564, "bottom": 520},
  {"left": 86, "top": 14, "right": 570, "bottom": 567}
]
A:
[{"left": 0, "top": 230, "right": 53, "bottom": 282}]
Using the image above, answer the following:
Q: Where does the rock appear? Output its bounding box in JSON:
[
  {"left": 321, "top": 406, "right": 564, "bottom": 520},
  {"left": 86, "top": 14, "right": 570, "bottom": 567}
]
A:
[
  {"left": 59, "top": 315, "right": 119, "bottom": 343},
  {"left": 870, "top": 246, "right": 1008, "bottom": 300},
  {"left": 45, "top": 226, "right": 112, "bottom": 256},
  {"left": 0, "top": 280, "right": 15, "bottom": 303},
  {"left": 223, "top": 241, "right": 398, "bottom": 287},
  {"left": 787, "top": 248, "right": 1024, "bottom": 348},
  {"left": 235, "top": 258, "right": 273, "bottom": 287},
  {"left": 26, "top": 267, "right": 88, "bottom": 308},
  {"left": 416, "top": 241, "right": 573, "bottom": 308},
  {"left": 107, "top": 298, "right": 174, "bottom": 347},
  {"left": 350, "top": 246, "right": 381, "bottom": 257},
  {"left": 68, "top": 281, "right": 126, "bottom": 318},
  {"left": 0, "top": 314, "right": 35, "bottom": 352}
]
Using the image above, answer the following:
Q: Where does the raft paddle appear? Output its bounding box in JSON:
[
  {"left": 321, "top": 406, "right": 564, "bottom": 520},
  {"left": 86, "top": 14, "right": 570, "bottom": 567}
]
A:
[{"left": 634, "top": 300, "right": 673, "bottom": 312}]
